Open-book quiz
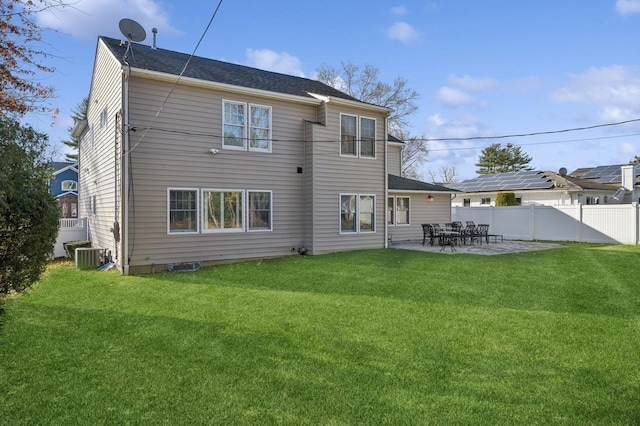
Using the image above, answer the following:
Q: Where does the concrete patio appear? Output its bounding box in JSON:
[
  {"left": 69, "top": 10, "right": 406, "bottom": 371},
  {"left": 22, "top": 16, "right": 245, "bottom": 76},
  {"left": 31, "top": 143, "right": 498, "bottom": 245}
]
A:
[{"left": 391, "top": 239, "right": 563, "bottom": 255}]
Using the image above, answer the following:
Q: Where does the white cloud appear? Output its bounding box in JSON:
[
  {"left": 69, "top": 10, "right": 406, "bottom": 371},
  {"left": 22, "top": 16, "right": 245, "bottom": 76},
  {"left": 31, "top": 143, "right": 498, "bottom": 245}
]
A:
[
  {"left": 615, "top": 0, "right": 640, "bottom": 15},
  {"left": 436, "top": 87, "right": 475, "bottom": 107},
  {"left": 244, "top": 49, "right": 305, "bottom": 77},
  {"left": 390, "top": 6, "right": 408, "bottom": 15},
  {"left": 36, "top": 0, "right": 179, "bottom": 41},
  {"left": 552, "top": 65, "right": 640, "bottom": 122},
  {"left": 386, "top": 21, "right": 422, "bottom": 44},
  {"left": 448, "top": 74, "right": 499, "bottom": 92}
]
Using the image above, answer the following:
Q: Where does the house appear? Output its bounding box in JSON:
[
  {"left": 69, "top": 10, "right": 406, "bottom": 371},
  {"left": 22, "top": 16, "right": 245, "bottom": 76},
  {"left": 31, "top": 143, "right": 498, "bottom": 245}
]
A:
[
  {"left": 51, "top": 161, "right": 79, "bottom": 218},
  {"left": 449, "top": 168, "right": 623, "bottom": 207},
  {"left": 75, "top": 36, "right": 456, "bottom": 273}
]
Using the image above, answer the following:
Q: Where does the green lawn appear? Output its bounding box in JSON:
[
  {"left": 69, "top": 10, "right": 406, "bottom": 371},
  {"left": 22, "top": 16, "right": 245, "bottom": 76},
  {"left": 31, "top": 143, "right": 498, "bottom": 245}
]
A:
[{"left": 1, "top": 244, "right": 639, "bottom": 425}]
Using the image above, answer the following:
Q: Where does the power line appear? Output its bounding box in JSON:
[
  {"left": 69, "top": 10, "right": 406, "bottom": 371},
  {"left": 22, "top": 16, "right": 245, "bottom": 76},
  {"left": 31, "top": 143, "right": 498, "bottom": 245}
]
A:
[{"left": 127, "top": 0, "right": 224, "bottom": 155}]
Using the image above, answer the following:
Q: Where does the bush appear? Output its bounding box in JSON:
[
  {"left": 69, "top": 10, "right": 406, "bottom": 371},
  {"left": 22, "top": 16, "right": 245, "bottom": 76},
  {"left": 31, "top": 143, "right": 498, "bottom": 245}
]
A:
[
  {"left": 495, "top": 192, "right": 518, "bottom": 206},
  {"left": 0, "top": 118, "right": 59, "bottom": 295},
  {"left": 63, "top": 241, "right": 91, "bottom": 260}
]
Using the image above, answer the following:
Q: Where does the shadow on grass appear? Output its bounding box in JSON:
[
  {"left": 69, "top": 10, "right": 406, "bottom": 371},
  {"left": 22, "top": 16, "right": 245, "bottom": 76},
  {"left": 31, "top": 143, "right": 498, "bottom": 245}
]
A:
[
  {"left": 3, "top": 302, "right": 639, "bottom": 425},
  {"left": 140, "top": 248, "right": 640, "bottom": 320}
]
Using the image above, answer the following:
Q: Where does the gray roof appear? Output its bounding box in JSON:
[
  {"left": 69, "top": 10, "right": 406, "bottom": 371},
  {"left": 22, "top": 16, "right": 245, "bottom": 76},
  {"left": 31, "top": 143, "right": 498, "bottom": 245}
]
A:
[
  {"left": 570, "top": 163, "right": 640, "bottom": 184},
  {"left": 389, "top": 174, "right": 459, "bottom": 193},
  {"left": 100, "top": 36, "right": 359, "bottom": 102}
]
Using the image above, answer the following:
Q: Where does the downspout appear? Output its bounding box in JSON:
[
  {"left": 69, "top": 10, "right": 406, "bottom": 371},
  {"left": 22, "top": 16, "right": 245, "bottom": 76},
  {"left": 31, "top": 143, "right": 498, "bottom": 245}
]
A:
[
  {"left": 384, "top": 114, "right": 389, "bottom": 248},
  {"left": 122, "top": 66, "right": 130, "bottom": 275}
]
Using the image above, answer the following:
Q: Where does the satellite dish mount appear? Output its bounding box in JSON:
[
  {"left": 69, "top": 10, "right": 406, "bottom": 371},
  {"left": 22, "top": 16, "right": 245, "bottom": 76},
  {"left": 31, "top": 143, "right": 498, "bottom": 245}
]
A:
[{"left": 119, "top": 18, "right": 146, "bottom": 62}]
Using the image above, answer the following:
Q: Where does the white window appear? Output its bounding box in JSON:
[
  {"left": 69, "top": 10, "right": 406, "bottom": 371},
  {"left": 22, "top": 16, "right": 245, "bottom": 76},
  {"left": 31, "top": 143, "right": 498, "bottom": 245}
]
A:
[
  {"left": 340, "top": 114, "right": 376, "bottom": 158},
  {"left": 396, "top": 197, "right": 410, "bottom": 225},
  {"left": 340, "top": 114, "right": 357, "bottom": 156},
  {"left": 100, "top": 107, "right": 107, "bottom": 129},
  {"left": 360, "top": 117, "right": 376, "bottom": 158},
  {"left": 202, "top": 190, "right": 244, "bottom": 232},
  {"left": 248, "top": 191, "right": 272, "bottom": 231},
  {"left": 340, "top": 194, "right": 376, "bottom": 234},
  {"left": 168, "top": 189, "right": 198, "bottom": 234},
  {"left": 387, "top": 196, "right": 410, "bottom": 226},
  {"left": 223, "top": 100, "right": 272, "bottom": 152},
  {"left": 481, "top": 197, "right": 491, "bottom": 205},
  {"left": 62, "top": 180, "right": 77, "bottom": 191}
]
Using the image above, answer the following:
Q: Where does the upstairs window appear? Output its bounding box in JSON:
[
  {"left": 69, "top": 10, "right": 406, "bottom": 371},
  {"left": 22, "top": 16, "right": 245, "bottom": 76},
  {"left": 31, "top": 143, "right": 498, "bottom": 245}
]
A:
[
  {"left": 340, "top": 114, "right": 357, "bottom": 156},
  {"left": 360, "top": 117, "right": 376, "bottom": 158},
  {"left": 62, "top": 180, "right": 77, "bottom": 191},
  {"left": 340, "top": 114, "right": 376, "bottom": 158},
  {"left": 223, "top": 100, "right": 272, "bottom": 152},
  {"left": 100, "top": 107, "right": 108, "bottom": 129}
]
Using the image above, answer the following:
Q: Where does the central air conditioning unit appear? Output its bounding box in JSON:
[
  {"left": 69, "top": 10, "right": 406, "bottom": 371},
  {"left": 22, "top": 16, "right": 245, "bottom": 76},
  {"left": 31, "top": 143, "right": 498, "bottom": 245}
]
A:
[{"left": 75, "top": 248, "right": 102, "bottom": 269}]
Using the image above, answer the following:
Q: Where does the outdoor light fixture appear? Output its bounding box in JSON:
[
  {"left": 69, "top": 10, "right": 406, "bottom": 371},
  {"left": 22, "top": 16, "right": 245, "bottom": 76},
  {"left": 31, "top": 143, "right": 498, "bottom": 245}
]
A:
[{"left": 428, "top": 195, "right": 434, "bottom": 202}]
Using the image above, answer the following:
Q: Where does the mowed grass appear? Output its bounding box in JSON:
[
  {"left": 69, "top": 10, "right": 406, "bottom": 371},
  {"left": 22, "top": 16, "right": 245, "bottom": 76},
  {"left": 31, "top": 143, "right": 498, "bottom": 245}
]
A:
[{"left": 1, "top": 244, "right": 639, "bottom": 425}]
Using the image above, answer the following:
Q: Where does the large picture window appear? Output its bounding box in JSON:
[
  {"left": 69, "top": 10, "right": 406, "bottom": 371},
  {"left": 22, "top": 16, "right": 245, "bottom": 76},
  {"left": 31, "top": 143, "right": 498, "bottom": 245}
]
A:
[
  {"left": 223, "top": 101, "right": 272, "bottom": 152},
  {"left": 202, "top": 190, "right": 243, "bottom": 231},
  {"left": 168, "top": 189, "right": 198, "bottom": 233},
  {"left": 340, "top": 194, "right": 376, "bottom": 234}
]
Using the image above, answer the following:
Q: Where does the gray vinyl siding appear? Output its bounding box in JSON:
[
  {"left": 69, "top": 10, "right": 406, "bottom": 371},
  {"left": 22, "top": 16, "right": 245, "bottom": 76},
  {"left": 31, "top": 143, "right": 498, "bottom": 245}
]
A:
[
  {"left": 126, "top": 78, "right": 313, "bottom": 267},
  {"left": 388, "top": 144, "right": 402, "bottom": 176},
  {"left": 387, "top": 192, "right": 452, "bottom": 243},
  {"left": 307, "top": 103, "right": 387, "bottom": 254},
  {"left": 79, "top": 40, "right": 123, "bottom": 263}
]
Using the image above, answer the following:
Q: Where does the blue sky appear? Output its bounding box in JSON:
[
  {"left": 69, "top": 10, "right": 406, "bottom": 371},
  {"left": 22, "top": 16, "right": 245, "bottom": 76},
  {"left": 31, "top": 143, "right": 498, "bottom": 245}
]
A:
[{"left": 29, "top": 0, "right": 640, "bottom": 181}]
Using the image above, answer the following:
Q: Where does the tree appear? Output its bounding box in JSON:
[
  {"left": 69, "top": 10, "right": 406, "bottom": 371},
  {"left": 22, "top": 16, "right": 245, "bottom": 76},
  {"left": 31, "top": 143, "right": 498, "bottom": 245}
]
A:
[
  {"left": 427, "top": 164, "right": 458, "bottom": 185},
  {"left": 315, "top": 61, "right": 426, "bottom": 176},
  {"left": 495, "top": 192, "right": 518, "bottom": 206},
  {"left": 475, "top": 143, "right": 533, "bottom": 174},
  {"left": 1, "top": 117, "right": 59, "bottom": 295},
  {"left": 315, "top": 61, "right": 420, "bottom": 135},
  {"left": 61, "top": 96, "right": 87, "bottom": 162},
  {"left": 0, "top": 0, "right": 67, "bottom": 118},
  {"left": 630, "top": 156, "right": 640, "bottom": 164},
  {"left": 394, "top": 129, "right": 429, "bottom": 180}
]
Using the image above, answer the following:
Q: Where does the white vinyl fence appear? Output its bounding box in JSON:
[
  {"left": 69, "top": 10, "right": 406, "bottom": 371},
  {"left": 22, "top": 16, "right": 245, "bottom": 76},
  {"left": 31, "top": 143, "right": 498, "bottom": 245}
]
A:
[
  {"left": 452, "top": 204, "right": 640, "bottom": 245},
  {"left": 53, "top": 218, "right": 88, "bottom": 258}
]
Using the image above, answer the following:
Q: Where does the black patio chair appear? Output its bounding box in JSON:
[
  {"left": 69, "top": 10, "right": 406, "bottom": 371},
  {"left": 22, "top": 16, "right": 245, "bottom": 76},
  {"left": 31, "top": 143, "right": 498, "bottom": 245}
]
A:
[
  {"left": 462, "top": 223, "right": 479, "bottom": 245},
  {"left": 476, "top": 224, "right": 490, "bottom": 244},
  {"left": 422, "top": 224, "right": 434, "bottom": 246}
]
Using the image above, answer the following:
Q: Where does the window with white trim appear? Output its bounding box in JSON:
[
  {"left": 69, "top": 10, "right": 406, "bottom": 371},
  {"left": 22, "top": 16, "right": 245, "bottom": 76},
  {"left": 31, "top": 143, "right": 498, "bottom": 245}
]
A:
[
  {"left": 340, "top": 114, "right": 376, "bottom": 158},
  {"left": 100, "top": 107, "right": 107, "bottom": 129},
  {"left": 396, "top": 197, "right": 410, "bottom": 225},
  {"left": 360, "top": 117, "right": 375, "bottom": 158},
  {"left": 340, "top": 194, "right": 376, "bottom": 233},
  {"left": 168, "top": 189, "right": 198, "bottom": 233},
  {"left": 481, "top": 197, "right": 491, "bottom": 205},
  {"left": 62, "top": 180, "right": 77, "bottom": 191},
  {"left": 387, "top": 196, "right": 410, "bottom": 226},
  {"left": 223, "top": 100, "right": 272, "bottom": 152},
  {"left": 202, "top": 190, "right": 244, "bottom": 232},
  {"left": 248, "top": 191, "right": 272, "bottom": 231}
]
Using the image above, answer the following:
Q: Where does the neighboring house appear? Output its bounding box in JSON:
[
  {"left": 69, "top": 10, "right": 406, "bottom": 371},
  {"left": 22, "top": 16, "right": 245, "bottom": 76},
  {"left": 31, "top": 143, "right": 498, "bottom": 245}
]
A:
[
  {"left": 568, "top": 164, "right": 640, "bottom": 204},
  {"left": 449, "top": 168, "right": 621, "bottom": 207},
  {"left": 51, "top": 161, "right": 79, "bottom": 219},
  {"left": 74, "top": 36, "right": 455, "bottom": 273}
]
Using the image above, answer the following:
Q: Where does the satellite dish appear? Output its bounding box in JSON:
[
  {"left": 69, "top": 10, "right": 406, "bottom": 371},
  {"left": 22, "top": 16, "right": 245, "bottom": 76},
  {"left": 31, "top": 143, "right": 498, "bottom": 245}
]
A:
[
  {"left": 559, "top": 167, "right": 568, "bottom": 177},
  {"left": 119, "top": 18, "right": 146, "bottom": 42}
]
